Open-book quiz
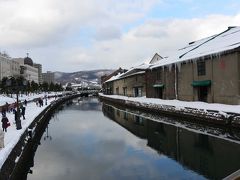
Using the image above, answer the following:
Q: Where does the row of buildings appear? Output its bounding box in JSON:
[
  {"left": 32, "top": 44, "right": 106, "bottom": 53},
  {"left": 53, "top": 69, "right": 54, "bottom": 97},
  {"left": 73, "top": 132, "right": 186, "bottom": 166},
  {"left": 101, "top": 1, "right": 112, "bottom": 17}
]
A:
[
  {"left": 102, "top": 26, "right": 240, "bottom": 105},
  {"left": 0, "top": 53, "right": 55, "bottom": 84}
]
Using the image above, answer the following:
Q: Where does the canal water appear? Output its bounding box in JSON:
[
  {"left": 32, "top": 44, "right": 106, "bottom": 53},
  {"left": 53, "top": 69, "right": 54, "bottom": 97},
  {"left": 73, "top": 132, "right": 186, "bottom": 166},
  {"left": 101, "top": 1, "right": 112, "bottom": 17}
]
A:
[{"left": 23, "top": 97, "right": 240, "bottom": 180}]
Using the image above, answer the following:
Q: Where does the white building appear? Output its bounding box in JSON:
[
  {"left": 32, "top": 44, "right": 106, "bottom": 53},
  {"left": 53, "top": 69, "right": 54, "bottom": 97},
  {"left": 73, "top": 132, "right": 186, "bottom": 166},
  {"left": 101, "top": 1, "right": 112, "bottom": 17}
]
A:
[
  {"left": 0, "top": 55, "right": 20, "bottom": 80},
  {"left": 13, "top": 57, "right": 39, "bottom": 83}
]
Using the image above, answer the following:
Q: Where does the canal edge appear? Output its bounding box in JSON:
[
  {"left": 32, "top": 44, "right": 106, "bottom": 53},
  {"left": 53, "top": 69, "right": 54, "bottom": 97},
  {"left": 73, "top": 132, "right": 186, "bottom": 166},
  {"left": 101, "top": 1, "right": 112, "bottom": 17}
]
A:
[
  {"left": 0, "top": 94, "right": 81, "bottom": 180},
  {"left": 99, "top": 94, "right": 240, "bottom": 129}
]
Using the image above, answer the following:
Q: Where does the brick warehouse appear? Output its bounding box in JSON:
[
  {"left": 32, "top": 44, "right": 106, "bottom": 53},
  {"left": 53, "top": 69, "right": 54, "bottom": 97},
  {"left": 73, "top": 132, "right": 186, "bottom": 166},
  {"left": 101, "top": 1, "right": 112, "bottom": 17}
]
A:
[
  {"left": 146, "top": 26, "right": 240, "bottom": 105},
  {"left": 103, "top": 27, "right": 240, "bottom": 105}
]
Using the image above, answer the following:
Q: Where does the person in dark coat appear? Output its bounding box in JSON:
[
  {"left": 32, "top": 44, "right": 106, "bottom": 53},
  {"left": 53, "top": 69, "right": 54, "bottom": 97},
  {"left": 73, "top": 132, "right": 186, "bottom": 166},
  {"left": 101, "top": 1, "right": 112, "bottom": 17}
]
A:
[
  {"left": 21, "top": 106, "right": 26, "bottom": 120},
  {"left": 13, "top": 109, "right": 18, "bottom": 121},
  {"left": 39, "top": 98, "right": 43, "bottom": 107},
  {"left": 24, "top": 99, "right": 27, "bottom": 106},
  {"left": 2, "top": 115, "right": 9, "bottom": 132}
]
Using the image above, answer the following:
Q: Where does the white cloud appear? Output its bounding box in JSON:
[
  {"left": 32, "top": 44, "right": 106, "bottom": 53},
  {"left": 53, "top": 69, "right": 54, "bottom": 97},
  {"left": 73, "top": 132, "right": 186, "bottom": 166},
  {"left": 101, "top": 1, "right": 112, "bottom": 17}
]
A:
[
  {"left": 62, "top": 13, "right": 240, "bottom": 71},
  {"left": 0, "top": 0, "right": 157, "bottom": 48},
  {"left": 1, "top": 0, "right": 240, "bottom": 72},
  {"left": 94, "top": 26, "right": 122, "bottom": 41}
]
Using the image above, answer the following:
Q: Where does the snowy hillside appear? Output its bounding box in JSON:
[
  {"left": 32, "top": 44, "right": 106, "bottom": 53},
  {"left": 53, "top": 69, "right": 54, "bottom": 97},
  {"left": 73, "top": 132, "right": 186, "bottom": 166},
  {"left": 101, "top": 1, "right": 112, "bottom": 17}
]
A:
[{"left": 54, "top": 69, "right": 114, "bottom": 85}]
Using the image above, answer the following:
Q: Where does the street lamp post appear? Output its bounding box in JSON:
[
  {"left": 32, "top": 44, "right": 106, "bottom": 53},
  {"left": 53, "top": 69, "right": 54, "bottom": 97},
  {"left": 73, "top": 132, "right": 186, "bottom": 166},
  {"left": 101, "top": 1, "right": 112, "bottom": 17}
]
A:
[{"left": 6, "top": 77, "right": 27, "bottom": 130}]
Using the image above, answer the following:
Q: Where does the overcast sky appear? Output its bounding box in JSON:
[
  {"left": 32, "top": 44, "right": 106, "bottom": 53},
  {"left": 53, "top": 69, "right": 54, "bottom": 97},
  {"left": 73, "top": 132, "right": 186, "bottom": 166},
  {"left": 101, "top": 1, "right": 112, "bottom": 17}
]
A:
[{"left": 1, "top": 0, "right": 240, "bottom": 72}]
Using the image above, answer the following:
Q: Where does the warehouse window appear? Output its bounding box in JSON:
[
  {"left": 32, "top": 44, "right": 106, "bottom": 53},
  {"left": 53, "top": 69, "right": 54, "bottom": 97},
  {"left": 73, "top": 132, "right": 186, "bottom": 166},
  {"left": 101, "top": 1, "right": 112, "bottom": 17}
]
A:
[{"left": 197, "top": 61, "right": 206, "bottom": 76}]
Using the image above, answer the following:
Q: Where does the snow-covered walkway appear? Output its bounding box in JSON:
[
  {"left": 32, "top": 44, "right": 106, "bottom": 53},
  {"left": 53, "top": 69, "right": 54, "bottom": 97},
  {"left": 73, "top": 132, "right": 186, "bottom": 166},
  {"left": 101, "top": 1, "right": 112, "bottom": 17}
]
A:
[{"left": 0, "top": 92, "right": 61, "bottom": 169}]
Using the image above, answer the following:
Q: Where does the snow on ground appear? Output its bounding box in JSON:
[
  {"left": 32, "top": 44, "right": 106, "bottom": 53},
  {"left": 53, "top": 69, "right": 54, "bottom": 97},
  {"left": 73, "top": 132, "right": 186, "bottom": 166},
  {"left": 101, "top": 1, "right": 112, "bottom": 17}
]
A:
[
  {"left": 0, "top": 92, "right": 62, "bottom": 168},
  {"left": 99, "top": 93, "right": 240, "bottom": 114},
  {"left": 0, "top": 92, "right": 62, "bottom": 107}
]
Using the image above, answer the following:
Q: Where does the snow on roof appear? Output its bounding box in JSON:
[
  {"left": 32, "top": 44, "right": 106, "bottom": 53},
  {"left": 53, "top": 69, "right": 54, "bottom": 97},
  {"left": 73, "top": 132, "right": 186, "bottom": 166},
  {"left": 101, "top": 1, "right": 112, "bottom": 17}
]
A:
[
  {"left": 149, "top": 53, "right": 163, "bottom": 64},
  {"left": 106, "top": 62, "right": 150, "bottom": 83},
  {"left": 105, "top": 72, "right": 123, "bottom": 83},
  {"left": 129, "top": 62, "right": 151, "bottom": 70},
  {"left": 120, "top": 70, "right": 145, "bottom": 79},
  {"left": 151, "top": 26, "right": 240, "bottom": 69}
]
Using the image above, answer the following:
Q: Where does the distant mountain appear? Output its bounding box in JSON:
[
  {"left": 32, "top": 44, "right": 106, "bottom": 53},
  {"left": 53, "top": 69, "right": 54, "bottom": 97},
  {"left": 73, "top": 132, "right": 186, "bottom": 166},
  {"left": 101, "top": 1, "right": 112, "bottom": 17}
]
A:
[{"left": 54, "top": 69, "right": 114, "bottom": 85}]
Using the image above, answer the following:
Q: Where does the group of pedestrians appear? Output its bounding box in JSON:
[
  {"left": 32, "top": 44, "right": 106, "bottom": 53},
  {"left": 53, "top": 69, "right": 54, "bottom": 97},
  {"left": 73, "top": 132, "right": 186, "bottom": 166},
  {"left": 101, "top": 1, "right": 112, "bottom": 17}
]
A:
[
  {"left": 1, "top": 100, "right": 27, "bottom": 132},
  {"left": 1, "top": 95, "right": 50, "bottom": 133},
  {"left": 36, "top": 98, "right": 44, "bottom": 107}
]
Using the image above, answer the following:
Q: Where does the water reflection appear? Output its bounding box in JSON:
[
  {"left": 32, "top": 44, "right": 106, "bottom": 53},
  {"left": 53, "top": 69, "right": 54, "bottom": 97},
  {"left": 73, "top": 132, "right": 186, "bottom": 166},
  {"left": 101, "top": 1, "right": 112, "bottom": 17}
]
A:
[
  {"left": 43, "top": 124, "right": 52, "bottom": 141},
  {"left": 102, "top": 103, "right": 240, "bottom": 180},
  {"left": 65, "top": 97, "right": 102, "bottom": 111},
  {"left": 14, "top": 98, "right": 239, "bottom": 180}
]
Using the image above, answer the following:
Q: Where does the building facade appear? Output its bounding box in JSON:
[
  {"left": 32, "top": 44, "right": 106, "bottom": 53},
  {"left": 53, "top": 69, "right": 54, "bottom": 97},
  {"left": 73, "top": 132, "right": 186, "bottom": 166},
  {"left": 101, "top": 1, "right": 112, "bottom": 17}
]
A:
[
  {"left": 104, "top": 66, "right": 148, "bottom": 97},
  {"left": 0, "top": 55, "right": 20, "bottom": 80},
  {"left": 146, "top": 27, "right": 240, "bottom": 105},
  {"left": 103, "top": 27, "right": 240, "bottom": 105},
  {"left": 112, "top": 70, "right": 146, "bottom": 97},
  {"left": 42, "top": 71, "right": 55, "bottom": 84},
  {"left": 13, "top": 57, "right": 39, "bottom": 83},
  {"left": 146, "top": 66, "right": 176, "bottom": 99},
  {"left": 33, "top": 63, "right": 43, "bottom": 84},
  {"left": 101, "top": 68, "right": 127, "bottom": 94},
  {"left": 103, "top": 54, "right": 162, "bottom": 97},
  {"left": 178, "top": 52, "right": 240, "bottom": 104}
]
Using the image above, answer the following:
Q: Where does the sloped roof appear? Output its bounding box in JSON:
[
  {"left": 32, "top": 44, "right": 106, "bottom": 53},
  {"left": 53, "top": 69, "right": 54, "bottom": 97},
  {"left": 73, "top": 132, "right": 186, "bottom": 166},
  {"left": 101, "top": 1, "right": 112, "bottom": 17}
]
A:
[
  {"left": 152, "top": 26, "right": 240, "bottom": 69},
  {"left": 105, "top": 63, "right": 149, "bottom": 83},
  {"left": 105, "top": 72, "right": 123, "bottom": 83},
  {"left": 149, "top": 53, "right": 163, "bottom": 64}
]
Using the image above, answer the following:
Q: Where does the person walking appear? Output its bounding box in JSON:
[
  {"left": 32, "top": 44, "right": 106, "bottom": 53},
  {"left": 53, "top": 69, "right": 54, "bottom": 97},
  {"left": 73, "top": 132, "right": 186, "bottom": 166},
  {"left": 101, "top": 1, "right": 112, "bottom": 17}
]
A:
[
  {"left": 21, "top": 106, "right": 26, "bottom": 120},
  {"left": 1, "top": 115, "right": 9, "bottom": 132},
  {"left": 39, "top": 98, "right": 43, "bottom": 107},
  {"left": 14, "top": 108, "right": 18, "bottom": 122},
  {"left": 24, "top": 99, "right": 27, "bottom": 106}
]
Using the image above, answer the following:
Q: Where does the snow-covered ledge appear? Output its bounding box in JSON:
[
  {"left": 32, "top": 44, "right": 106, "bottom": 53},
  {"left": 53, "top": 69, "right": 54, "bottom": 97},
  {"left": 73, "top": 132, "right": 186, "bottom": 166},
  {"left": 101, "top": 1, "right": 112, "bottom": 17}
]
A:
[{"left": 99, "top": 93, "right": 240, "bottom": 126}]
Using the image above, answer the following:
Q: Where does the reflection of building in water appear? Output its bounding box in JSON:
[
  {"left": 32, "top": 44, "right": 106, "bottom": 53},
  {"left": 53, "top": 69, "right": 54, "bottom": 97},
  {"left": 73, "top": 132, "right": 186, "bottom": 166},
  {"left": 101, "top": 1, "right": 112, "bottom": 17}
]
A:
[
  {"left": 147, "top": 120, "right": 240, "bottom": 180},
  {"left": 102, "top": 103, "right": 240, "bottom": 180},
  {"left": 71, "top": 97, "right": 102, "bottom": 111},
  {"left": 147, "top": 121, "right": 178, "bottom": 159},
  {"left": 103, "top": 104, "right": 147, "bottom": 139}
]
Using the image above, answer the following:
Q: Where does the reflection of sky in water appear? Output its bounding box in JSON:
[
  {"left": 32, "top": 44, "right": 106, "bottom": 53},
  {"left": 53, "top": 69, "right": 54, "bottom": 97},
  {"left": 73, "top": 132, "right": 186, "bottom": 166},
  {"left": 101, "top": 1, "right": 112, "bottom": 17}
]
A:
[{"left": 27, "top": 99, "right": 205, "bottom": 180}]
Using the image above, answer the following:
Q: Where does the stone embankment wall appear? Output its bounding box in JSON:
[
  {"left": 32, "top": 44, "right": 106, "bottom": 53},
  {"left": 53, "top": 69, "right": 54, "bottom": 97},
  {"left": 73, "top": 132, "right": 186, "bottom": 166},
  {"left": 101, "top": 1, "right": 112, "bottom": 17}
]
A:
[
  {"left": 99, "top": 95, "right": 240, "bottom": 128},
  {"left": 0, "top": 94, "right": 81, "bottom": 180}
]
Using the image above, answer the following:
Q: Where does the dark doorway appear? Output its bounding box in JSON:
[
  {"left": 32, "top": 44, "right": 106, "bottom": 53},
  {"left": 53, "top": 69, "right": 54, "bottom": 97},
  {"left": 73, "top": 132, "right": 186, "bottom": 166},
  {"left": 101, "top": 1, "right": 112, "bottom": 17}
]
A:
[
  {"left": 133, "top": 87, "right": 142, "bottom": 97},
  {"left": 198, "top": 86, "right": 208, "bottom": 102},
  {"left": 134, "top": 88, "right": 139, "bottom": 97},
  {"left": 155, "top": 88, "right": 163, "bottom": 99}
]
